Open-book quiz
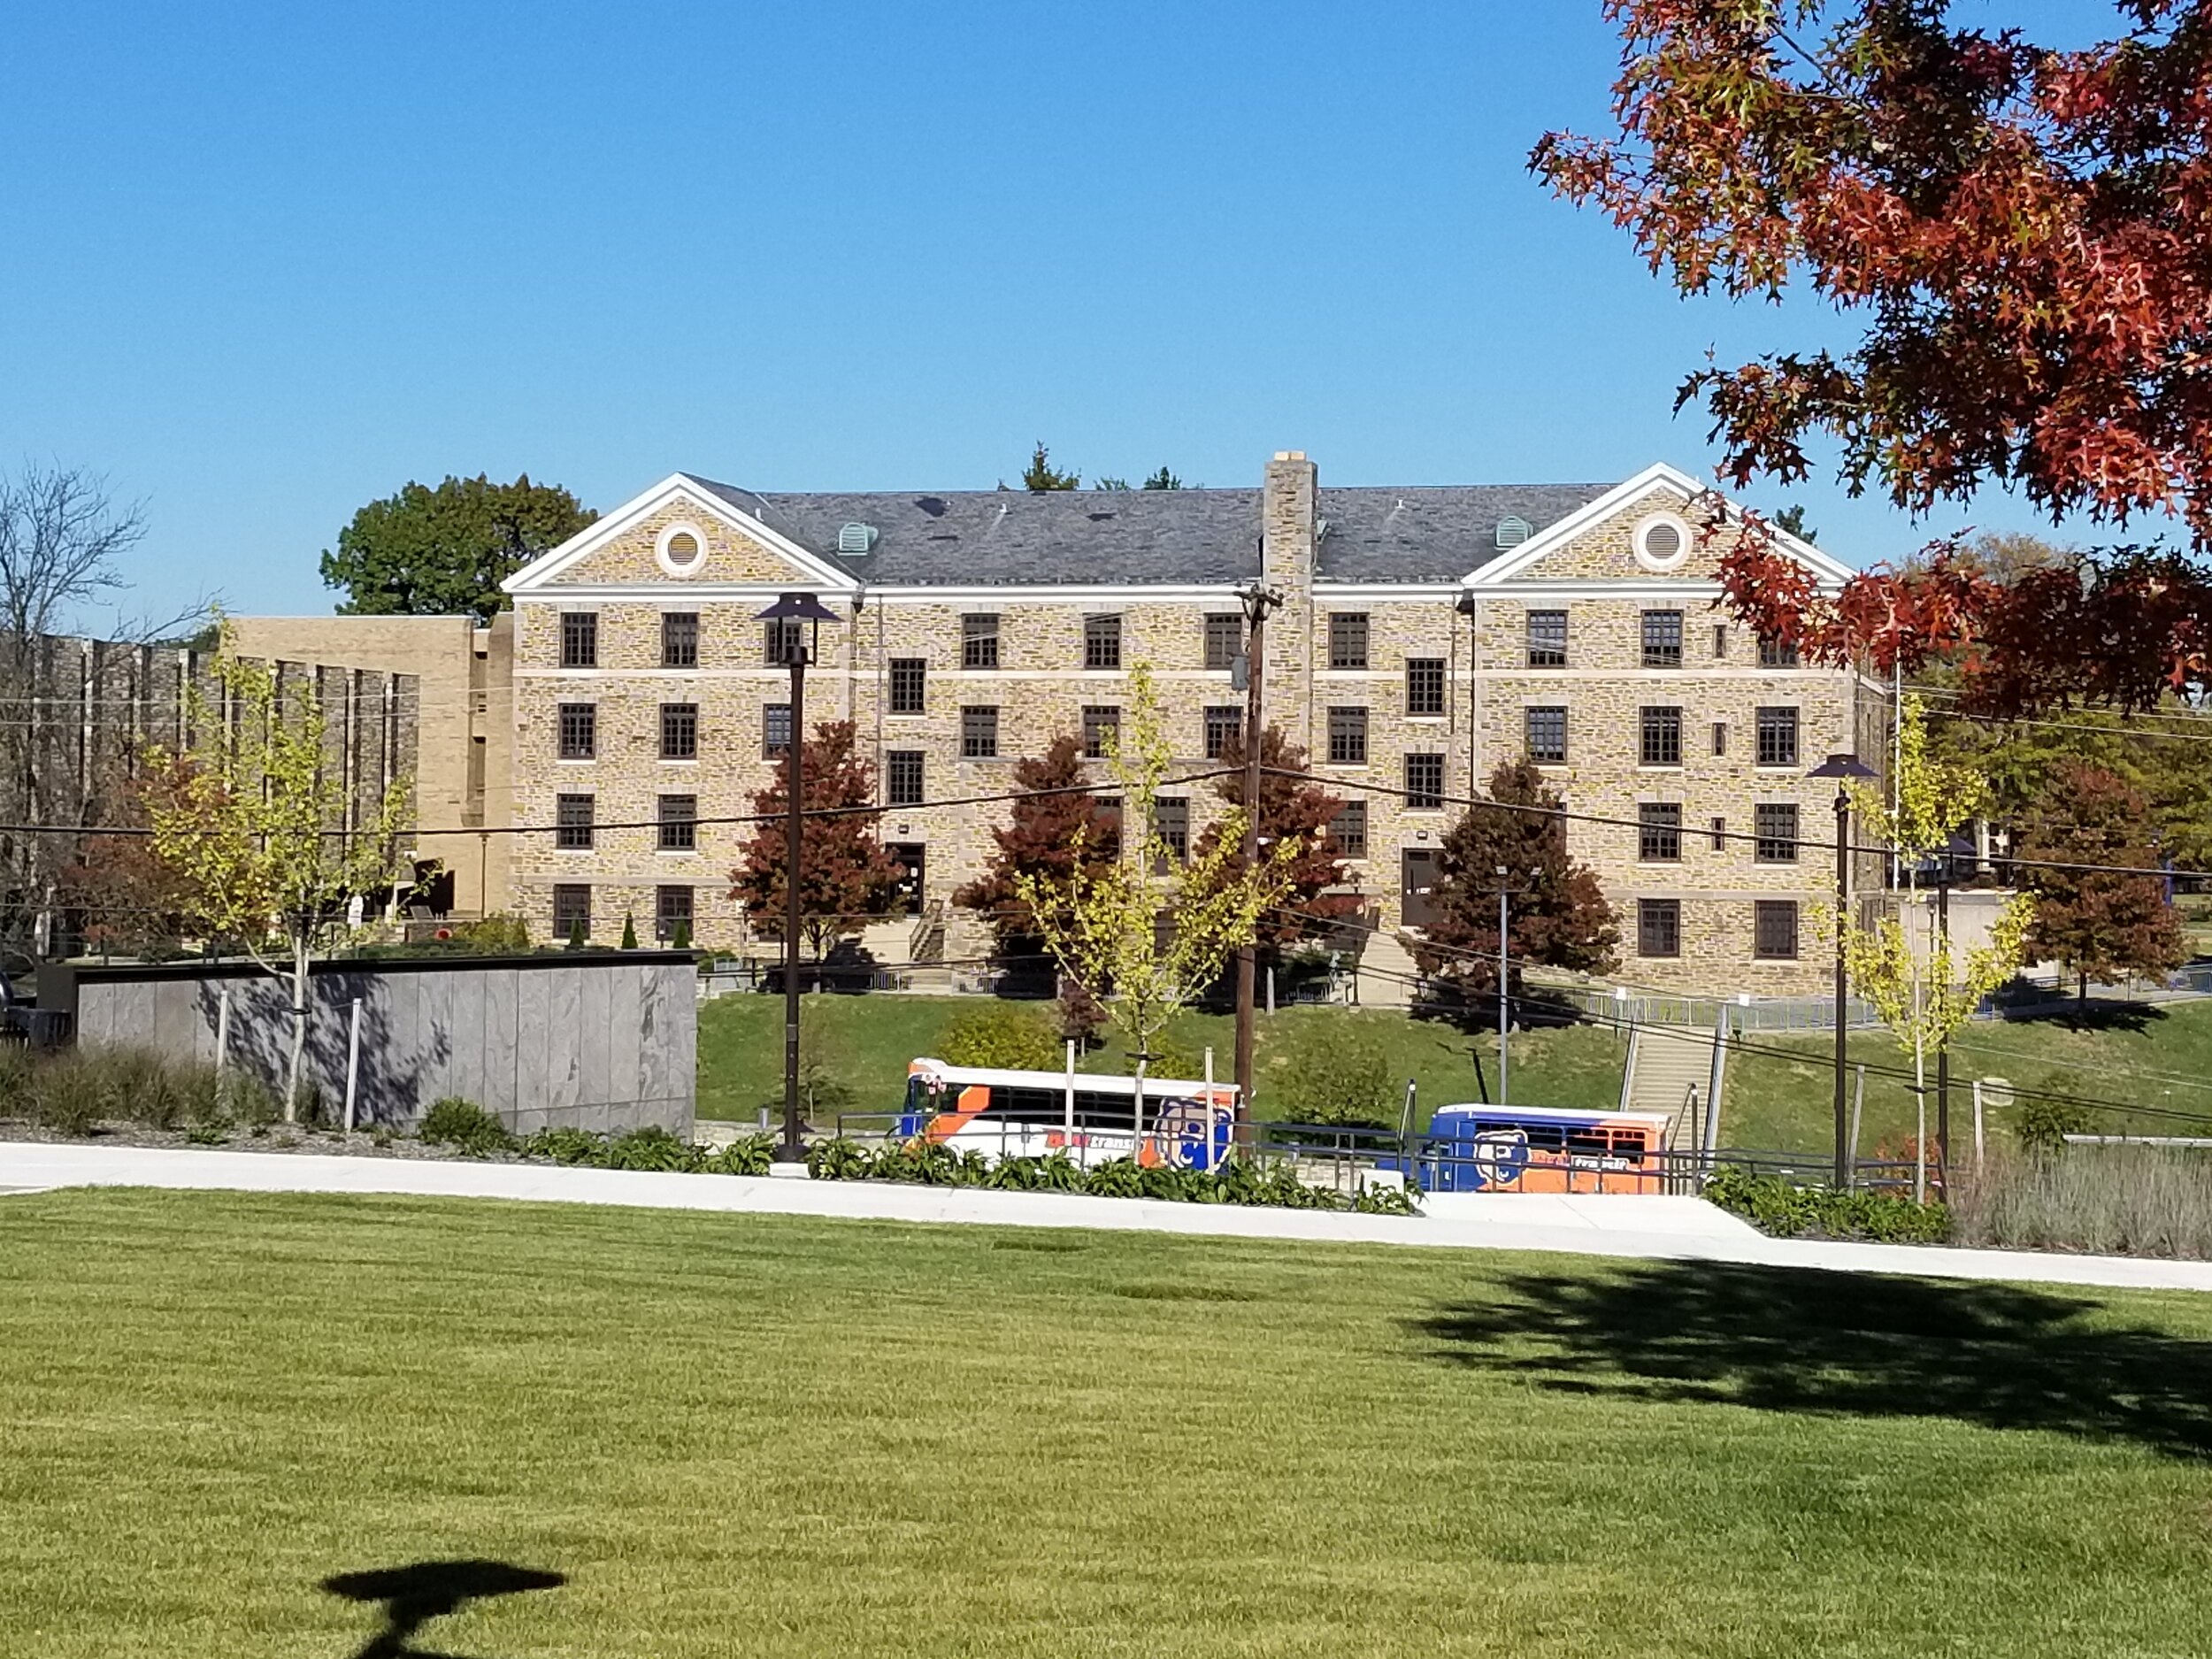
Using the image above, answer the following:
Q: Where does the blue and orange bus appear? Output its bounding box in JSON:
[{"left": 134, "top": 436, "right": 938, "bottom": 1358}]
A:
[
  {"left": 1412, "top": 1104, "right": 1672, "bottom": 1194},
  {"left": 895, "top": 1057, "right": 1238, "bottom": 1171}
]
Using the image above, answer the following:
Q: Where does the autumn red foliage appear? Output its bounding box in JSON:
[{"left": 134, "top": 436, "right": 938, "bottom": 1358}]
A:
[
  {"left": 952, "top": 733, "right": 1121, "bottom": 968},
  {"left": 728, "top": 720, "right": 905, "bottom": 958},
  {"left": 2013, "top": 760, "right": 2189, "bottom": 1006},
  {"left": 1194, "top": 726, "right": 1363, "bottom": 949},
  {"left": 1540, "top": 2, "right": 2212, "bottom": 710}
]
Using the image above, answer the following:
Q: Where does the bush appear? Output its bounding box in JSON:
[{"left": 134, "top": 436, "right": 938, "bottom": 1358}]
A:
[
  {"left": 16, "top": 1045, "right": 230, "bottom": 1135},
  {"left": 418, "top": 1096, "right": 514, "bottom": 1156},
  {"left": 600, "top": 1125, "right": 703, "bottom": 1171},
  {"left": 1056, "top": 979, "right": 1106, "bottom": 1046},
  {"left": 939, "top": 1002, "right": 1062, "bottom": 1071},
  {"left": 1268, "top": 1019, "right": 1397, "bottom": 1128},
  {"left": 524, "top": 1126, "right": 605, "bottom": 1165},
  {"left": 457, "top": 912, "right": 530, "bottom": 952},
  {"left": 1705, "top": 1166, "right": 1949, "bottom": 1244},
  {"left": 2014, "top": 1094, "right": 2098, "bottom": 1151},
  {"left": 701, "top": 1134, "right": 775, "bottom": 1176},
  {"left": 29, "top": 1053, "right": 107, "bottom": 1135}
]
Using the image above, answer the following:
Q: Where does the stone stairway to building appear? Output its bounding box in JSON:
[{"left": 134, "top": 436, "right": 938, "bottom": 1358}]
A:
[
  {"left": 1355, "top": 931, "right": 1423, "bottom": 1009},
  {"left": 1624, "top": 1023, "right": 1717, "bottom": 1151}
]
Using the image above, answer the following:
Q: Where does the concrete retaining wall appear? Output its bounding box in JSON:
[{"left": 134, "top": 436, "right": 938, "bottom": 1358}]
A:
[{"left": 51, "top": 954, "right": 695, "bottom": 1136}]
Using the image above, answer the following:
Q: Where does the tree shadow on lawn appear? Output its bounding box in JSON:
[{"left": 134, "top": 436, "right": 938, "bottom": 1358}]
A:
[
  {"left": 321, "top": 1560, "right": 565, "bottom": 1659},
  {"left": 1415, "top": 1261, "right": 2212, "bottom": 1462}
]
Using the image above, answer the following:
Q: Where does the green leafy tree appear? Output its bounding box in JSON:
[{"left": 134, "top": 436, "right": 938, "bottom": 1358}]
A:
[
  {"left": 142, "top": 627, "right": 413, "bottom": 1119},
  {"left": 2016, "top": 762, "right": 2191, "bottom": 1009},
  {"left": 319, "top": 473, "right": 596, "bottom": 622},
  {"left": 938, "top": 1002, "right": 1062, "bottom": 1071},
  {"left": 1011, "top": 664, "right": 1300, "bottom": 1102},
  {"left": 1770, "top": 503, "right": 1816, "bottom": 544},
  {"left": 1141, "top": 468, "right": 1185, "bottom": 491},
  {"left": 1020, "top": 442, "right": 1080, "bottom": 492},
  {"left": 1413, "top": 761, "right": 1619, "bottom": 995}
]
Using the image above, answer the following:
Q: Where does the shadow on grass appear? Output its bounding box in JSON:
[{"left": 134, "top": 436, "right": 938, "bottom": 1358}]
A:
[
  {"left": 1996, "top": 996, "right": 2167, "bottom": 1034},
  {"left": 1415, "top": 1261, "right": 2212, "bottom": 1461},
  {"left": 322, "top": 1560, "right": 565, "bottom": 1658}
]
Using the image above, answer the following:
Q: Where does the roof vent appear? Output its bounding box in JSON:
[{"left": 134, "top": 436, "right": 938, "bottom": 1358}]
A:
[
  {"left": 1495, "top": 515, "right": 1532, "bottom": 549},
  {"left": 837, "top": 522, "right": 878, "bottom": 555}
]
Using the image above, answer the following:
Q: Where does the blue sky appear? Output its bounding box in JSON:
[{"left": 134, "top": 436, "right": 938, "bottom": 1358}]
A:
[{"left": 0, "top": 1, "right": 2116, "bottom": 626}]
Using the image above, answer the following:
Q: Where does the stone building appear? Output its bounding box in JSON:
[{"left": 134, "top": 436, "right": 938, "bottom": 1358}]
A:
[{"left": 465, "top": 451, "right": 1881, "bottom": 995}]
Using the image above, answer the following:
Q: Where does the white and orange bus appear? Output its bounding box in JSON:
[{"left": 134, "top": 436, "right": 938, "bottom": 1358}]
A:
[{"left": 895, "top": 1057, "right": 1238, "bottom": 1171}]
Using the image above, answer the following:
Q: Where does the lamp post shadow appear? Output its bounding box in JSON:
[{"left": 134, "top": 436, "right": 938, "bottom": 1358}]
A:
[{"left": 321, "top": 1560, "right": 565, "bottom": 1659}]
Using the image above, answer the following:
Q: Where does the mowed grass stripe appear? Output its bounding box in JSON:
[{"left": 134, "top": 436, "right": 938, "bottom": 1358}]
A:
[{"left": 4, "top": 1188, "right": 2212, "bottom": 1656}]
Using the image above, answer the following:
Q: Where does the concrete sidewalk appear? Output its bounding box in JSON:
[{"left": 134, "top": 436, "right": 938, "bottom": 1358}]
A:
[{"left": 7, "top": 1141, "right": 2212, "bottom": 1293}]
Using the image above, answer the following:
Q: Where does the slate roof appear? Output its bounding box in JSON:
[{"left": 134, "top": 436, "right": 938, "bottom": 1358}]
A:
[{"left": 682, "top": 476, "right": 1615, "bottom": 587}]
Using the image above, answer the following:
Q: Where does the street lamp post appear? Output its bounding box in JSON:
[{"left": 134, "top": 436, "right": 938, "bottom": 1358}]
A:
[
  {"left": 757, "top": 590, "right": 843, "bottom": 1164},
  {"left": 1231, "top": 580, "right": 1279, "bottom": 1152},
  {"left": 1809, "top": 752, "right": 1878, "bottom": 1188}
]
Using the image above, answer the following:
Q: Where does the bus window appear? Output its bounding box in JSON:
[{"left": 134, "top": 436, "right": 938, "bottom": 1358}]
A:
[
  {"left": 1564, "top": 1126, "right": 1612, "bottom": 1156},
  {"left": 1611, "top": 1130, "right": 1649, "bottom": 1160}
]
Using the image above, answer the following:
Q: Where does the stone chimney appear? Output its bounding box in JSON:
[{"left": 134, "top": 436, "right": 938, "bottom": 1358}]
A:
[{"left": 1262, "top": 450, "right": 1317, "bottom": 600}]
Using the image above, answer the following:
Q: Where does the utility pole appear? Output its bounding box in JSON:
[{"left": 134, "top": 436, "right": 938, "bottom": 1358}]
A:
[
  {"left": 1489, "top": 865, "right": 1537, "bottom": 1108},
  {"left": 1232, "top": 580, "right": 1280, "bottom": 1152}
]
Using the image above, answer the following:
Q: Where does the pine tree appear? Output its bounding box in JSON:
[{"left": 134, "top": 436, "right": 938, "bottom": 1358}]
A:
[
  {"left": 729, "top": 720, "right": 905, "bottom": 959},
  {"left": 2016, "top": 761, "right": 2190, "bottom": 1010},
  {"left": 1020, "top": 442, "right": 1079, "bottom": 491},
  {"left": 1191, "top": 726, "right": 1360, "bottom": 949},
  {"left": 953, "top": 733, "right": 1120, "bottom": 972},
  {"left": 619, "top": 913, "right": 639, "bottom": 950},
  {"left": 1412, "top": 760, "right": 1619, "bottom": 995}
]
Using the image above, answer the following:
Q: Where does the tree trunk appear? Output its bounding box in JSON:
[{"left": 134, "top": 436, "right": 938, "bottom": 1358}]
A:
[
  {"left": 2078, "top": 972, "right": 2088, "bottom": 1017},
  {"left": 284, "top": 931, "right": 310, "bottom": 1124}
]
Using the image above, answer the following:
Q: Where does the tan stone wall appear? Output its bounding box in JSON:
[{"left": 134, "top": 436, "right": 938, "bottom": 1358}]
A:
[
  {"left": 1510, "top": 481, "right": 1729, "bottom": 581},
  {"left": 541, "top": 499, "right": 821, "bottom": 588},
  {"left": 231, "top": 615, "right": 488, "bottom": 913}
]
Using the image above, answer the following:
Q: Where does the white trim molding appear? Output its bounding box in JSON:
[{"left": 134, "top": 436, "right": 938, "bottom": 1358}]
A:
[{"left": 503, "top": 474, "right": 862, "bottom": 595}]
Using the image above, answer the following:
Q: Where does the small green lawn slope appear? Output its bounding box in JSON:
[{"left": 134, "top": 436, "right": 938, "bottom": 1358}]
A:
[{"left": 5, "top": 1190, "right": 2212, "bottom": 1657}]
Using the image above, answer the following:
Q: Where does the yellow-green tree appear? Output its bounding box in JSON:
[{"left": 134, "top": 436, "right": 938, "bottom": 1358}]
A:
[
  {"left": 1840, "top": 695, "right": 2032, "bottom": 1194},
  {"left": 143, "top": 631, "right": 412, "bottom": 1119},
  {"left": 1011, "top": 664, "right": 1299, "bottom": 1122}
]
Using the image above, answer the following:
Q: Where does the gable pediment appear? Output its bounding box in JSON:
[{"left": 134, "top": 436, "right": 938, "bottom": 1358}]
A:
[{"left": 504, "top": 476, "right": 858, "bottom": 595}]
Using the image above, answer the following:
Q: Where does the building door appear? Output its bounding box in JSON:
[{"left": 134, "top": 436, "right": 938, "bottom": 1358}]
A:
[
  {"left": 887, "top": 843, "right": 926, "bottom": 916},
  {"left": 1401, "top": 849, "right": 1438, "bottom": 929}
]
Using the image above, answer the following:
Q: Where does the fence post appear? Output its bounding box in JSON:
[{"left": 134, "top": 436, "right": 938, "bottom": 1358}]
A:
[
  {"left": 1847, "top": 1065, "right": 1865, "bottom": 1189},
  {"left": 342, "top": 996, "right": 363, "bottom": 1133},
  {"left": 1064, "top": 1039, "right": 1076, "bottom": 1148},
  {"left": 1973, "top": 1079, "right": 1985, "bottom": 1172}
]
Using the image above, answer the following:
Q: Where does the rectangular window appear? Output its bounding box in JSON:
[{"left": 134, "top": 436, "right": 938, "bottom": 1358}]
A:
[
  {"left": 1329, "top": 800, "right": 1369, "bottom": 859},
  {"left": 886, "top": 749, "right": 925, "bottom": 807},
  {"left": 557, "top": 703, "right": 596, "bottom": 760},
  {"left": 552, "top": 883, "right": 591, "bottom": 941},
  {"left": 763, "top": 617, "right": 805, "bottom": 666},
  {"left": 1525, "top": 705, "right": 1567, "bottom": 764},
  {"left": 1710, "top": 815, "right": 1728, "bottom": 852},
  {"left": 660, "top": 702, "right": 698, "bottom": 760},
  {"left": 1755, "top": 899, "right": 1801, "bottom": 961},
  {"left": 961, "top": 705, "right": 999, "bottom": 758},
  {"left": 962, "top": 613, "right": 1000, "bottom": 670},
  {"left": 555, "top": 793, "right": 595, "bottom": 850},
  {"left": 661, "top": 611, "right": 698, "bottom": 669},
  {"left": 1712, "top": 720, "right": 1728, "bottom": 757},
  {"left": 1084, "top": 614, "right": 1123, "bottom": 671},
  {"left": 1639, "top": 802, "right": 1683, "bottom": 863},
  {"left": 657, "top": 794, "right": 697, "bottom": 852},
  {"left": 1526, "top": 610, "right": 1568, "bottom": 668},
  {"left": 1755, "top": 802, "right": 1801, "bottom": 864},
  {"left": 1203, "top": 612, "right": 1241, "bottom": 671},
  {"left": 1081, "top": 705, "right": 1120, "bottom": 760},
  {"left": 889, "top": 658, "right": 927, "bottom": 715},
  {"left": 560, "top": 611, "right": 598, "bottom": 670},
  {"left": 1640, "top": 706, "right": 1682, "bottom": 767},
  {"left": 1711, "top": 623, "right": 1729, "bottom": 659},
  {"left": 1638, "top": 898, "right": 1681, "bottom": 958},
  {"left": 1642, "top": 610, "right": 1684, "bottom": 669},
  {"left": 1153, "top": 796, "right": 1190, "bottom": 863},
  {"left": 1405, "top": 752, "right": 1446, "bottom": 810},
  {"left": 656, "top": 884, "right": 694, "bottom": 941},
  {"left": 1759, "top": 636, "right": 1801, "bottom": 669},
  {"left": 1328, "top": 612, "right": 1370, "bottom": 671},
  {"left": 1756, "top": 706, "right": 1801, "bottom": 768},
  {"left": 1327, "top": 706, "right": 1369, "bottom": 765},
  {"left": 1203, "top": 705, "right": 1243, "bottom": 760},
  {"left": 1405, "top": 657, "right": 1446, "bottom": 717},
  {"left": 763, "top": 703, "right": 792, "bottom": 757}
]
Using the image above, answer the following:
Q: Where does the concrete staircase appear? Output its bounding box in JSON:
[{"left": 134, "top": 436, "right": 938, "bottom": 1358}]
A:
[
  {"left": 1624, "top": 1023, "right": 1715, "bottom": 1150},
  {"left": 1356, "top": 931, "right": 1423, "bottom": 1009}
]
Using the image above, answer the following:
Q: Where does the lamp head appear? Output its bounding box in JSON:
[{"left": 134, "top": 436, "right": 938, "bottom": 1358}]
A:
[{"left": 1808, "top": 751, "right": 1878, "bottom": 781}]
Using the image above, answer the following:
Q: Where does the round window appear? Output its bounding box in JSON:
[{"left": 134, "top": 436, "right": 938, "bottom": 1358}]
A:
[
  {"left": 656, "top": 523, "right": 707, "bottom": 577},
  {"left": 1634, "top": 512, "right": 1693, "bottom": 572}
]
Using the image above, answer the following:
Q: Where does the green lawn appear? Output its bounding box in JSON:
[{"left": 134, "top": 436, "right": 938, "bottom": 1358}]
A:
[
  {"left": 7, "top": 1190, "right": 2212, "bottom": 1656},
  {"left": 702, "top": 990, "right": 2212, "bottom": 1155}
]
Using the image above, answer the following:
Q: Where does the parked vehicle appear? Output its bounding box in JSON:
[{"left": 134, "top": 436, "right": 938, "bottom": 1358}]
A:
[
  {"left": 895, "top": 1057, "right": 1238, "bottom": 1171},
  {"left": 1409, "top": 1104, "right": 1671, "bottom": 1194}
]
